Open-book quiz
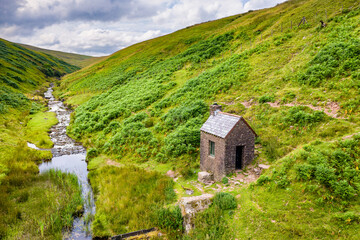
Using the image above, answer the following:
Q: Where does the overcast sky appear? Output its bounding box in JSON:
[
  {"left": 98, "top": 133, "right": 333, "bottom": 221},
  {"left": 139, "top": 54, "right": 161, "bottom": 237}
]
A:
[{"left": 0, "top": 0, "right": 286, "bottom": 56}]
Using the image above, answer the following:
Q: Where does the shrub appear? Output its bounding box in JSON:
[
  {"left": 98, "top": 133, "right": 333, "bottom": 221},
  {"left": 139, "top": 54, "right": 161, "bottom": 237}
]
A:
[
  {"left": 153, "top": 206, "right": 183, "bottom": 233},
  {"left": 161, "top": 100, "right": 207, "bottom": 130},
  {"left": 332, "top": 180, "right": 356, "bottom": 200},
  {"left": 334, "top": 211, "right": 360, "bottom": 224},
  {"left": 271, "top": 136, "right": 360, "bottom": 202},
  {"left": 87, "top": 148, "right": 99, "bottom": 159},
  {"left": 221, "top": 177, "right": 229, "bottom": 184},
  {"left": 296, "top": 40, "right": 360, "bottom": 86},
  {"left": 163, "top": 118, "right": 202, "bottom": 157},
  {"left": 295, "top": 164, "right": 314, "bottom": 180},
  {"left": 281, "top": 106, "right": 325, "bottom": 127},
  {"left": 314, "top": 164, "right": 335, "bottom": 186},
  {"left": 213, "top": 192, "right": 237, "bottom": 210},
  {"left": 143, "top": 118, "right": 154, "bottom": 128},
  {"left": 188, "top": 206, "right": 232, "bottom": 240},
  {"left": 276, "top": 176, "right": 290, "bottom": 189},
  {"left": 258, "top": 95, "right": 275, "bottom": 103},
  {"left": 256, "top": 175, "right": 271, "bottom": 185},
  {"left": 273, "top": 33, "right": 293, "bottom": 46}
]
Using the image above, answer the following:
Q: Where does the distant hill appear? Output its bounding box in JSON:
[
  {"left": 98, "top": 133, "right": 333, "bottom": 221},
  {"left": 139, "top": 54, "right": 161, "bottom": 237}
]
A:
[
  {"left": 18, "top": 43, "right": 106, "bottom": 68},
  {"left": 0, "top": 38, "right": 79, "bottom": 113}
]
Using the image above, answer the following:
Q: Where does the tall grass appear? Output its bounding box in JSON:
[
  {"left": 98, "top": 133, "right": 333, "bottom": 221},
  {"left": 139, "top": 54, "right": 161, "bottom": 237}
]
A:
[
  {"left": 89, "top": 165, "right": 176, "bottom": 238},
  {"left": 0, "top": 168, "right": 82, "bottom": 239}
]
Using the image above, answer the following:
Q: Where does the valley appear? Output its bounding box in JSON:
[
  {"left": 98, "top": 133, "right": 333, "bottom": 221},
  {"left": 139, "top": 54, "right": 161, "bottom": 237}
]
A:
[{"left": 1, "top": 0, "right": 360, "bottom": 239}]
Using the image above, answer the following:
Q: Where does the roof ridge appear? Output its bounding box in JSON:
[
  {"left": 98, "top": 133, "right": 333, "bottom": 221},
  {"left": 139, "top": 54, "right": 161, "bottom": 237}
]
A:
[{"left": 219, "top": 112, "right": 242, "bottom": 118}]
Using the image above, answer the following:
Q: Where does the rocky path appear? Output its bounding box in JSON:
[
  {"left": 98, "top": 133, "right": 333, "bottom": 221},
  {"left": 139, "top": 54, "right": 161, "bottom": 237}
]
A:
[{"left": 235, "top": 100, "right": 344, "bottom": 119}]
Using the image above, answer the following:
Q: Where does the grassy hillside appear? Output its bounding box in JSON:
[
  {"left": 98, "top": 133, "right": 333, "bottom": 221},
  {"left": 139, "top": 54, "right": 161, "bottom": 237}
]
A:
[
  {"left": 55, "top": 0, "right": 360, "bottom": 238},
  {"left": 18, "top": 43, "right": 106, "bottom": 68},
  {"left": 0, "top": 38, "right": 79, "bottom": 114},
  {"left": 0, "top": 38, "right": 82, "bottom": 239}
]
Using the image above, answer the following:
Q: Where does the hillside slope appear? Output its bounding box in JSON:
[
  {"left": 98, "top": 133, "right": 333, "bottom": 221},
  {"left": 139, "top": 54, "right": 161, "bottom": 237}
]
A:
[
  {"left": 18, "top": 43, "right": 106, "bottom": 68},
  {"left": 0, "top": 38, "right": 79, "bottom": 113},
  {"left": 56, "top": 0, "right": 360, "bottom": 238}
]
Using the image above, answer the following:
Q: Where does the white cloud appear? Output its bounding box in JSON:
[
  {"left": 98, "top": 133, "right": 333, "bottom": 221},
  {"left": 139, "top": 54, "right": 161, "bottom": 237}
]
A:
[
  {"left": 152, "top": 0, "right": 245, "bottom": 30},
  {"left": 244, "top": 0, "right": 285, "bottom": 11},
  {"left": 2, "top": 21, "right": 163, "bottom": 56},
  {"left": 1, "top": 0, "right": 287, "bottom": 56}
]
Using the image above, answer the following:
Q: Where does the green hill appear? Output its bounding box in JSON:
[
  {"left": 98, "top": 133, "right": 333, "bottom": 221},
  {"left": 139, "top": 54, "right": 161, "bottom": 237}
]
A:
[
  {"left": 0, "top": 38, "right": 79, "bottom": 114},
  {"left": 55, "top": 0, "right": 360, "bottom": 238},
  {"left": 18, "top": 43, "right": 106, "bottom": 68},
  {"left": 0, "top": 38, "right": 82, "bottom": 238}
]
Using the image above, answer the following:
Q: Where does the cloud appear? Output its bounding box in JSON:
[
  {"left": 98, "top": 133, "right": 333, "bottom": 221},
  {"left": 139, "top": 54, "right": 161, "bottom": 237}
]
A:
[
  {"left": 0, "top": 0, "right": 287, "bottom": 56},
  {"left": 4, "top": 21, "right": 162, "bottom": 56},
  {"left": 152, "top": 0, "right": 245, "bottom": 30},
  {"left": 244, "top": 0, "right": 286, "bottom": 11},
  {"left": 1, "top": 0, "right": 164, "bottom": 29}
]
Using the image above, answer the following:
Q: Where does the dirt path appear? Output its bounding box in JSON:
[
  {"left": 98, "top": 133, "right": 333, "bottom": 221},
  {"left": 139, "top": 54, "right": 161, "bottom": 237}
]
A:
[{"left": 240, "top": 100, "right": 344, "bottom": 119}]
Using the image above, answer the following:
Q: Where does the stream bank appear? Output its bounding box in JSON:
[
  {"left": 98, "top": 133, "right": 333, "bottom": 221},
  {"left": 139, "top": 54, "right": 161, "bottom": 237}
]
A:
[{"left": 31, "top": 84, "right": 95, "bottom": 239}]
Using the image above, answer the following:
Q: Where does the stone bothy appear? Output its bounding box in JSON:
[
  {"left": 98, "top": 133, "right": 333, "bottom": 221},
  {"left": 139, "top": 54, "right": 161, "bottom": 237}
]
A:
[{"left": 200, "top": 103, "right": 257, "bottom": 181}]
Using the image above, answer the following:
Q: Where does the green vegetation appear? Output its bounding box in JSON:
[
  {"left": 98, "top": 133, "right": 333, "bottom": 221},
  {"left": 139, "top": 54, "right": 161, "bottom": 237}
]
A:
[
  {"left": 1, "top": 0, "right": 359, "bottom": 238},
  {"left": 0, "top": 169, "right": 82, "bottom": 239},
  {"left": 0, "top": 38, "right": 81, "bottom": 239},
  {"left": 89, "top": 165, "right": 176, "bottom": 237},
  {"left": 0, "top": 38, "right": 79, "bottom": 114},
  {"left": 185, "top": 192, "right": 237, "bottom": 240},
  {"left": 221, "top": 177, "right": 229, "bottom": 184},
  {"left": 152, "top": 206, "right": 183, "bottom": 237},
  {"left": 213, "top": 192, "right": 237, "bottom": 210},
  {"left": 227, "top": 137, "right": 360, "bottom": 239},
  {"left": 53, "top": 0, "right": 360, "bottom": 238},
  {"left": 25, "top": 111, "right": 58, "bottom": 148},
  {"left": 58, "top": 0, "right": 360, "bottom": 169}
]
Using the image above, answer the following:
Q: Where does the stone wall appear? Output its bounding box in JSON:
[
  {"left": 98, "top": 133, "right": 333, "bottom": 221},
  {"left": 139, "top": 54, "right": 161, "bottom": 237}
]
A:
[
  {"left": 179, "top": 194, "right": 214, "bottom": 232},
  {"left": 200, "top": 131, "right": 226, "bottom": 181}
]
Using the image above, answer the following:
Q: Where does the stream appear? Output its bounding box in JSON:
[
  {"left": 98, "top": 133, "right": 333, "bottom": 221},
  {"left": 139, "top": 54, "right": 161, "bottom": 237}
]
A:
[{"left": 30, "top": 84, "right": 95, "bottom": 239}]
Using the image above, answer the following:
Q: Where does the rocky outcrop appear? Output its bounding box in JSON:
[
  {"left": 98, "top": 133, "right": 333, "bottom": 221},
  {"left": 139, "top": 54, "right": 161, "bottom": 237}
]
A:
[{"left": 179, "top": 194, "right": 214, "bottom": 232}]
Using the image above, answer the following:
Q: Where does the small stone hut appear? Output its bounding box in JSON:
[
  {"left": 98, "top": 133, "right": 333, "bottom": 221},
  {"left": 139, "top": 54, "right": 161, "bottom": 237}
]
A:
[{"left": 200, "top": 103, "right": 257, "bottom": 181}]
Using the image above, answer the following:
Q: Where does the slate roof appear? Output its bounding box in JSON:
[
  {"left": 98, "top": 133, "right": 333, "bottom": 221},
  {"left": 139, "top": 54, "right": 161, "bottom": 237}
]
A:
[{"left": 200, "top": 112, "right": 241, "bottom": 138}]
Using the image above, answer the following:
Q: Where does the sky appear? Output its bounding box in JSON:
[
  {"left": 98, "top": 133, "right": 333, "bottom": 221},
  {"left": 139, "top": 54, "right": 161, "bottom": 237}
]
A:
[{"left": 0, "top": 0, "right": 287, "bottom": 56}]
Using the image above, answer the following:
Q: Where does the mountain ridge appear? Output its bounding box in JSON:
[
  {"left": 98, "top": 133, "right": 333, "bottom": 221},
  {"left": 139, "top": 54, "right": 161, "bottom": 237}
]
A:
[{"left": 17, "top": 42, "right": 106, "bottom": 68}]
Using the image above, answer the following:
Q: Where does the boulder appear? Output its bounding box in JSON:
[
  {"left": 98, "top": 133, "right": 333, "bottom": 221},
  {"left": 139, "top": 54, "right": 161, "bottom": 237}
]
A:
[
  {"left": 198, "top": 171, "right": 214, "bottom": 184},
  {"left": 179, "top": 194, "right": 214, "bottom": 232}
]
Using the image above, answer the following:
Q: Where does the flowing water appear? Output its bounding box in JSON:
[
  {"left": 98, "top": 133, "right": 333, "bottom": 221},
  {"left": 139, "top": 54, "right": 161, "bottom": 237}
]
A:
[{"left": 30, "top": 84, "right": 95, "bottom": 239}]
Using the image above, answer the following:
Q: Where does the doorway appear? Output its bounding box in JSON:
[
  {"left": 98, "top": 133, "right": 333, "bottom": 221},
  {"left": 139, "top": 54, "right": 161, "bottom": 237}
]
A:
[{"left": 236, "top": 146, "right": 243, "bottom": 169}]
